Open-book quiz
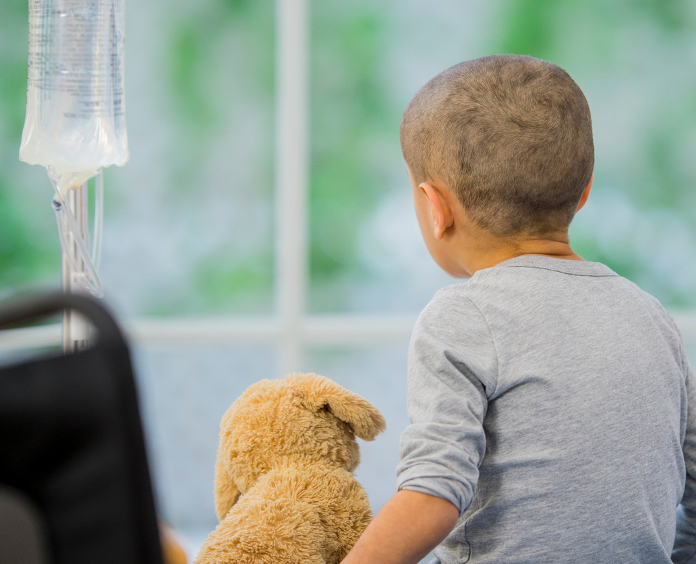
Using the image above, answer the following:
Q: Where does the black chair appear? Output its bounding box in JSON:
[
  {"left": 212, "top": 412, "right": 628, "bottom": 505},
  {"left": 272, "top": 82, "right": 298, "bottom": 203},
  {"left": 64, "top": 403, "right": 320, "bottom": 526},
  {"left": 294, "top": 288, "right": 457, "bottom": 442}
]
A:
[{"left": 0, "top": 293, "right": 164, "bottom": 564}]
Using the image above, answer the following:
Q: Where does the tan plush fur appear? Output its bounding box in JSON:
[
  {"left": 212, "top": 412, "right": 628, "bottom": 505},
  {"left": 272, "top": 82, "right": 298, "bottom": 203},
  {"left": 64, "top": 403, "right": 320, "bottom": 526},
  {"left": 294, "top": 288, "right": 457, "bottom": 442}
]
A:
[{"left": 194, "top": 373, "right": 386, "bottom": 564}]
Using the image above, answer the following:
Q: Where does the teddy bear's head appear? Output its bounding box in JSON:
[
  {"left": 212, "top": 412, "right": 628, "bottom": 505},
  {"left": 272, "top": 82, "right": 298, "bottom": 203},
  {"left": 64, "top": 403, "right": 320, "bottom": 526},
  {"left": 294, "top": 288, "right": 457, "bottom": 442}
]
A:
[{"left": 214, "top": 374, "right": 385, "bottom": 518}]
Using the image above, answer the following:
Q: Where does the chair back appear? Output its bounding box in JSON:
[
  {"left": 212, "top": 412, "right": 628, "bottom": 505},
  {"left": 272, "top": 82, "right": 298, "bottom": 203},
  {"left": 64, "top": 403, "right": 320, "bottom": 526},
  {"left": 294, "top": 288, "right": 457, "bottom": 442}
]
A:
[{"left": 0, "top": 293, "right": 164, "bottom": 564}]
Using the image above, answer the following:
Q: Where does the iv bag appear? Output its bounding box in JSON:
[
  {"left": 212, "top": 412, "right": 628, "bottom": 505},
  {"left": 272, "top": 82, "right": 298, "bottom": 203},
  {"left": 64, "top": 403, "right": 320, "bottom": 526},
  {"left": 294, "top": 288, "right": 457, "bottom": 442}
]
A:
[{"left": 19, "top": 0, "right": 129, "bottom": 193}]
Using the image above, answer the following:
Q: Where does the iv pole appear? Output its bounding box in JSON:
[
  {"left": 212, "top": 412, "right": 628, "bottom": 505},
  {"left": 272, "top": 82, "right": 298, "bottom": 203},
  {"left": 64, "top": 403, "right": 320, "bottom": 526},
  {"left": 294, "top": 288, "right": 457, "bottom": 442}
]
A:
[
  {"left": 61, "top": 183, "right": 91, "bottom": 353},
  {"left": 20, "top": 0, "right": 125, "bottom": 356}
]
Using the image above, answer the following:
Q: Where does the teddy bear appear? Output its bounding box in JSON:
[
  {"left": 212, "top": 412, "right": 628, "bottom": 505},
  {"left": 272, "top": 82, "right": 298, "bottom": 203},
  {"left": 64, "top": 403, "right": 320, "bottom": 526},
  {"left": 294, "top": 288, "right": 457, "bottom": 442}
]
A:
[{"left": 194, "top": 373, "right": 386, "bottom": 564}]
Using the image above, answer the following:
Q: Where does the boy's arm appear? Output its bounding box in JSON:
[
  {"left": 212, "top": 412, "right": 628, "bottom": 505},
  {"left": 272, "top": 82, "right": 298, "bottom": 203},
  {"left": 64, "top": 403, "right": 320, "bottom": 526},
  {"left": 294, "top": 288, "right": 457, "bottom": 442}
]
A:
[
  {"left": 395, "top": 291, "right": 495, "bottom": 516},
  {"left": 674, "top": 358, "right": 696, "bottom": 563},
  {"left": 344, "top": 290, "right": 495, "bottom": 563},
  {"left": 341, "top": 489, "right": 459, "bottom": 564}
]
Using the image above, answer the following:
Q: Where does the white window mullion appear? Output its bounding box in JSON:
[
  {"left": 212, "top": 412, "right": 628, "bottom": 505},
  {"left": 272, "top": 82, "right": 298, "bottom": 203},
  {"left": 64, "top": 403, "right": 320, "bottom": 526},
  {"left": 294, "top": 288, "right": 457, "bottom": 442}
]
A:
[
  {"left": 275, "top": 0, "right": 309, "bottom": 377},
  {"left": 0, "top": 315, "right": 416, "bottom": 351},
  {"left": 5, "top": 311, "right": 696, "bottom": 350}
]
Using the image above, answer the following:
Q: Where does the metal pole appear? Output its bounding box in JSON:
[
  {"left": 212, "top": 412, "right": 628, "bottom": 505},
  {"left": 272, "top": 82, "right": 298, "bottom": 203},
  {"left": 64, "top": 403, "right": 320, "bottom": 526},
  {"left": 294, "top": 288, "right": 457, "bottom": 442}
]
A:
[
  {"left": 61, "top": 230, "right": 71, "bottom": 352},
  {"left": 62, "top": 182, "right": 90, "bottom": 353}
]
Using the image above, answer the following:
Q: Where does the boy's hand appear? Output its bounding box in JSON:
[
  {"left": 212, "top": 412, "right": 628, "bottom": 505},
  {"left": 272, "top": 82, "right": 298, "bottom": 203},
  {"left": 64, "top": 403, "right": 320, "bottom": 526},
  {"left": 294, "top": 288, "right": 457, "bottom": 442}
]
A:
[{"left": 341, "top": 489, "right": 459, "bottom": 564}]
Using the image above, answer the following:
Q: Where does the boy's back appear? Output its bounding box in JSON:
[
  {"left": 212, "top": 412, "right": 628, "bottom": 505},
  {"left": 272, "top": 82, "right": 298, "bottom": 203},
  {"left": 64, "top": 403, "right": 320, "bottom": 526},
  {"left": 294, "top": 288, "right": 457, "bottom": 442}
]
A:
[
  {"left": 397, "top": 255, "right": 693, "bottom": 563},
  {"left": 341, "top": 55, "right": 696, "bottom": 564}
]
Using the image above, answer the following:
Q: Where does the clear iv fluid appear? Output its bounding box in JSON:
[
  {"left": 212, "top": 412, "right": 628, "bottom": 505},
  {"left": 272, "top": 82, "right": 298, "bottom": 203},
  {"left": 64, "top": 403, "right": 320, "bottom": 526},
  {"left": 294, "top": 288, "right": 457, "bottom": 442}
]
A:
[
  {"left": 18, "top": 0, "right": 126, "bottom": 298},
  {"left": 20, "top": 0, "right": 128, "bottom": 189}
]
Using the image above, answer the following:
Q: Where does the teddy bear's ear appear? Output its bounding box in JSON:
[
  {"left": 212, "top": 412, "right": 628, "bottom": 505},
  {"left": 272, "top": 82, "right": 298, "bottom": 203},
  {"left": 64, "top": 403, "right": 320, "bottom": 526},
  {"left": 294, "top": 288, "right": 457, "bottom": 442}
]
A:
[
  {"left": 214, "top": 457, "right": 240, "bottom": 521},
  {"left": 288, "top": 373, "right": 386, "bottom": 441}
]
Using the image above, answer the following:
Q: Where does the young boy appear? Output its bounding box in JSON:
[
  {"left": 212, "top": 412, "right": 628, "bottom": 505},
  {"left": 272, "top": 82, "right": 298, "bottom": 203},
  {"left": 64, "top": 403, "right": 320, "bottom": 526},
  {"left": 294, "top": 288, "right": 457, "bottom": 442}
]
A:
[{"left": 341, "top": 55, "right": 696, "bottom": 564}]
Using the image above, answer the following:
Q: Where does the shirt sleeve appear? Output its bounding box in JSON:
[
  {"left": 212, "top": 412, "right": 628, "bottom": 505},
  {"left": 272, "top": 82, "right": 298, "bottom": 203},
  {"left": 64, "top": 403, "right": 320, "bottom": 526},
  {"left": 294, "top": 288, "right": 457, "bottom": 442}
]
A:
[
  {"left": 395, "top": 287, "right": 498, "bottom": 516},
  {"left": 673, "top": 353, "right": 696, "bottom": 563}
]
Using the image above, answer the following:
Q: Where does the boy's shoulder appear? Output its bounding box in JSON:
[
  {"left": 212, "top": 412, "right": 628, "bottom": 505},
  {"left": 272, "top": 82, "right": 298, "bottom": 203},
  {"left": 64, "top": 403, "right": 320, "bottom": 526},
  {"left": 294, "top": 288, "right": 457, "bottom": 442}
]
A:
[
  {"left": 413, "top": 255, "right": 688, "bottom": 402},
  {"left": 426, "top": 255, "right": 620, "bottom": 307},
  {"left": 421, "top": 255, "right": 683, "bottom": 350}
]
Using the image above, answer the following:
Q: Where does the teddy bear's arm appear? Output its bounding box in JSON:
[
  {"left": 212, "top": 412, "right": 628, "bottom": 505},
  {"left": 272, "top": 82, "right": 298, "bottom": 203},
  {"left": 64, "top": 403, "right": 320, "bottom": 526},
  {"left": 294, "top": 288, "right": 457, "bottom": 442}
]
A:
[{"left": 214, "top": 457, "right": 241, "bottom": 521}]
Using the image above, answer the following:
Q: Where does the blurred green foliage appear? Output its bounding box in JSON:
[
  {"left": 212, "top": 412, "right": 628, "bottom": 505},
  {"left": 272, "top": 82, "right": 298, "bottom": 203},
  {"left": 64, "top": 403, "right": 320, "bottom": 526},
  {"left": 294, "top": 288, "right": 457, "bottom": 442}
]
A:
[
  {"left": 1, "top": 0, "right": 695, "bottom": 312},
  {"left": 168, "top": 0, "right": 274, "bottom": 136},
  {"left": 0, "top": 0, "right": 59, "bottom": 294},
  {"left": 309, "top": 2, "right": 401, "bottom": 308},
  {"left": 164, "top": 0, "right": 274, "bottom": 191},
  {"left": 496, "top": 0, "right": 559, "bottom": 59},
  {"left": 158, "top": 0, "right": 276, "bottom": 314}
]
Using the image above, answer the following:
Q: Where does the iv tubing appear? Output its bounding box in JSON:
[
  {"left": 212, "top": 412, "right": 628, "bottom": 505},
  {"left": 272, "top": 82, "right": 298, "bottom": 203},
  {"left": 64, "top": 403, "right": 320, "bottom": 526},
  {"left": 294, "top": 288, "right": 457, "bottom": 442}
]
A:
[
  {"left": 93, "top": 170, "right": 103, "bottom": 272},
  {"left": 50, "top": 172, "right": 104, "bottom": 298}
]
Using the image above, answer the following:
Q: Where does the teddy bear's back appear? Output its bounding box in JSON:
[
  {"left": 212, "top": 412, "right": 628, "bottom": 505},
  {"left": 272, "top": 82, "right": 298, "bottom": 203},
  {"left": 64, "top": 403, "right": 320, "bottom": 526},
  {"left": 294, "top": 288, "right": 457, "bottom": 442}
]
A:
[{"left": 196, "top": 460, "right": 372, "bottom": 564}]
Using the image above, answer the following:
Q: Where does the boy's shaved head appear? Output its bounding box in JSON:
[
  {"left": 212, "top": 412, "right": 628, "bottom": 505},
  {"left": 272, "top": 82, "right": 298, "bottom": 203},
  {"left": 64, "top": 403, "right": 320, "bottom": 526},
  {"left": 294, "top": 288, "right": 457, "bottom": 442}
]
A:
[{"left": 401, "top": 55, "right": 594, "bottom": 237}]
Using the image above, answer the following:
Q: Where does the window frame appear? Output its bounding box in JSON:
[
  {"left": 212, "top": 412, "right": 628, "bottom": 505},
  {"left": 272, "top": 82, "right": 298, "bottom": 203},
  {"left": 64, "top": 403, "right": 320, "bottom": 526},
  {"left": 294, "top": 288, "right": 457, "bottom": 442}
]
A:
[{"left": 2, "top": 0, "right": 696, "bottom": 367}]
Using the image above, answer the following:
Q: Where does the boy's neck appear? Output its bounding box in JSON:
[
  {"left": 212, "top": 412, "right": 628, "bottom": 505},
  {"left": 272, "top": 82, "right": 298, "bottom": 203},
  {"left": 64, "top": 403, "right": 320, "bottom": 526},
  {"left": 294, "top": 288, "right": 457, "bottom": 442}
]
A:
[
  {"left": 455, "top": 226, "right": 583, "bottom": 277},
  {"left": 471, "top": 237, "right": 583, "bottom": 273}
]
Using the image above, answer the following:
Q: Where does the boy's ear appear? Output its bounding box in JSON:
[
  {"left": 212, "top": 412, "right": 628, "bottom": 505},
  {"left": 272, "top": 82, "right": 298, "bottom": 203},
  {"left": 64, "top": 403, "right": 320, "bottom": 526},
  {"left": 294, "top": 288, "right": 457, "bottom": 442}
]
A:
[
  {"left": 419, "top": 182, "right": 453, "bottom": 239},
  {"left": 289, "top": 373, "right": 386, "bottom": 441},
  {"left": 576, "top": 175, "right": 593, "bottom": 212}
]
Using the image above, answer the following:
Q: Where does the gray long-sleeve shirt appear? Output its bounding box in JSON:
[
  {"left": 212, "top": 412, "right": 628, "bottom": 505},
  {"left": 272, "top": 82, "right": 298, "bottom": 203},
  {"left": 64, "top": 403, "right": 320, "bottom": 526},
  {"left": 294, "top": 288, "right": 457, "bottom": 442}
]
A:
[{"left": 396, "top": 255, "right": 696, "bottom": 563}]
